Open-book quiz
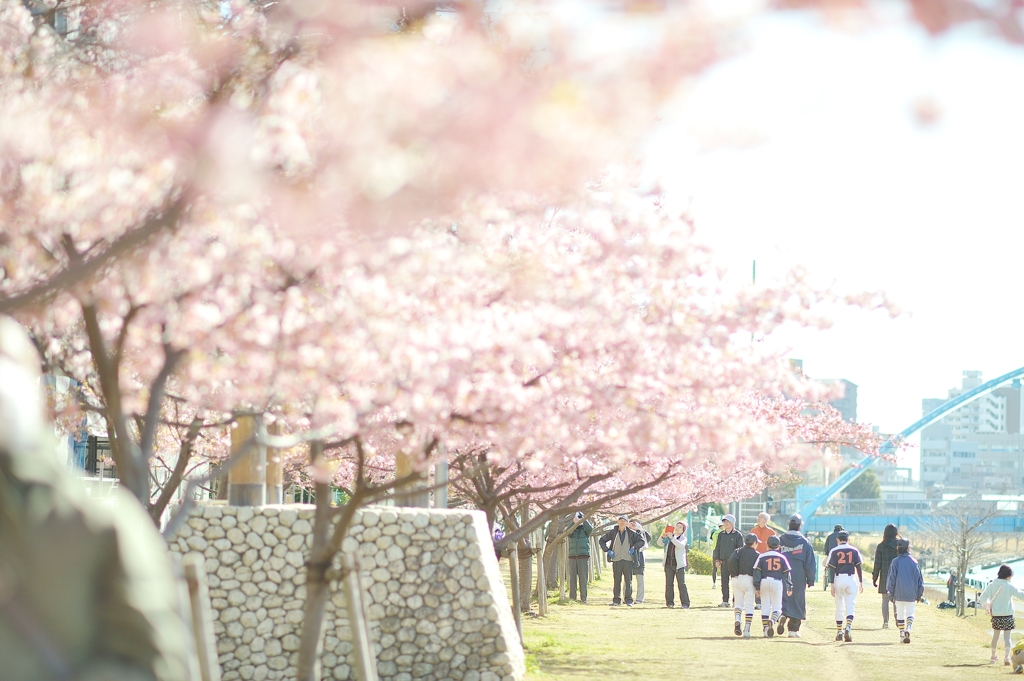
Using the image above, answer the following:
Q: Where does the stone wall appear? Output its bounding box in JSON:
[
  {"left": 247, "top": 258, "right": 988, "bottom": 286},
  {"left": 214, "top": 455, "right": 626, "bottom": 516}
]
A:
[{"left": 167, "top": 505, "right": 524, "bottom": 681}]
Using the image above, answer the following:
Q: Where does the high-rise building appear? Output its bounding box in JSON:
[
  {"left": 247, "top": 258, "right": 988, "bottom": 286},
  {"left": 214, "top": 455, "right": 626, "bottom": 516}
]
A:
[{"left": 919, "top": 371, "right": 1024, "bottom": 492}]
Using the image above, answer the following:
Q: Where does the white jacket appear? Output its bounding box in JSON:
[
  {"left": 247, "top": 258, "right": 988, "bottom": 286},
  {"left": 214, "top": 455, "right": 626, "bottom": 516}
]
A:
[
  {"left": 664, "top": 534, "right": 688, "bottom": 569},
  {"left": 980, "top": 578, "right": 1024, "bottom": 617}
]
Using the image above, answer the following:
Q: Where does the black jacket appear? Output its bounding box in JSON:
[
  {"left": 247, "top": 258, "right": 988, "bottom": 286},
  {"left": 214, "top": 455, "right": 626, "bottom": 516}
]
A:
[
  {"left": 873, "top": 538, "right": 899, "bottom": 593},
  {"left": 726, "top": 546, "right": 759, "bottom": 578},
  {"left": 824, "top": 530, "right": 842, "bottom": 557},
  {"left": 713, "top": 530, "right": 745, "bottom": 571},
  {"left": 599, "top": 527, "right": 646, "bottom": 568}
]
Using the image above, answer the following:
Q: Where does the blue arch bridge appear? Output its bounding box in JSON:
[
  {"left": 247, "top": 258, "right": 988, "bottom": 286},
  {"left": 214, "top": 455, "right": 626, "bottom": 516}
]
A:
[{"left": 777, "top": 365, "right": 1024, "bottom": 535}]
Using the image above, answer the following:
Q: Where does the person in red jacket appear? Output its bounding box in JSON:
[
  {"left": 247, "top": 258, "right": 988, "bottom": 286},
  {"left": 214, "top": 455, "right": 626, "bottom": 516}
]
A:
[{"left": 749, "top": 512, "right": 776, "bottom": 554}]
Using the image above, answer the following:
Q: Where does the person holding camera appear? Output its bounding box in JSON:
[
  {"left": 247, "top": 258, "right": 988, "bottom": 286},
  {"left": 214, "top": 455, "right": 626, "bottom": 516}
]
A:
[
  {"left": 663, "top": 521, "right": 691, "bottom": 609},
  {"left": 567, "top": 511, "right": 594, "bottom": 603}
]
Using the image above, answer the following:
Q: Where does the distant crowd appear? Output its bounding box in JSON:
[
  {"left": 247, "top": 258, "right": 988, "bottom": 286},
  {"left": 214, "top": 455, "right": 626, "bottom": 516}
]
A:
[{"left": 551, "top": 510, "right": 1024, "bottom": 666}]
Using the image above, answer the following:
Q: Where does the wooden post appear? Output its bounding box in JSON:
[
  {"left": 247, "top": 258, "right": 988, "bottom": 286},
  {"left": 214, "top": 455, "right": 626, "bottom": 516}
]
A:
[
  {"left": 562, "top": 540, "right": 570, "bottom": 596},
  {"left": 265, "top": 421, "right": 284, "bottom": 505},
  {"left": 394, "top": 450, "right": 429, "bottom": 508},
  {"left": 536, "top": 540, "right": 547, "bottom": 616},
  {"left": 227, "top": 415, "right": 265, "bottom": 506},
  {"left": 183, "top": 554, "right": 222, "bottom": 681},
  {"left": 557, "top": 541, "right": 566, "bottom": 601},
  {"left": 433, "top": 445, "right": 449, "bottom": 509},
  {"left": 507, "top": 546, "right": 523, "bottom": 642},
  {"left": 342, "top": 553, "right": 379, "bottom": 681},
  {"left": 169, "top": 554, "right": 204, "bottom": 681}
]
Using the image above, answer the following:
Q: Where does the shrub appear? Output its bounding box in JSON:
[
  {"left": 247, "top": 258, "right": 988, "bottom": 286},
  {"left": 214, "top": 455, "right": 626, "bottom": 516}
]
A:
[{"left": 688, "top": 549, "right": 713, "bottom": 575}]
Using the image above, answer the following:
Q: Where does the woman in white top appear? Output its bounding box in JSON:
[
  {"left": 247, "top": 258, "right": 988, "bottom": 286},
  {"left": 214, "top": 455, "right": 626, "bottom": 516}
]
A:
[{"left": 979, "top": 565, "right": 1024, "bottom": 665}]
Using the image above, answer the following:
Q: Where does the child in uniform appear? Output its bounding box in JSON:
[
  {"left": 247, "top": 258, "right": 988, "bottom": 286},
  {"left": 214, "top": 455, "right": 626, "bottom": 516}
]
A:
[
  {"left": 753, "top": 535, "right": 793, "bottom": 638},
  {"left": 826, "top": 531, "right": 864, "bottom": 642}
]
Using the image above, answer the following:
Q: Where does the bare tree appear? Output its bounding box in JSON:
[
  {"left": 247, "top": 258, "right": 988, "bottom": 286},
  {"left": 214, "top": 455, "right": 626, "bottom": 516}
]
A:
[{"left": 925, "top": 496, "right": 1001, "bottom": 616}]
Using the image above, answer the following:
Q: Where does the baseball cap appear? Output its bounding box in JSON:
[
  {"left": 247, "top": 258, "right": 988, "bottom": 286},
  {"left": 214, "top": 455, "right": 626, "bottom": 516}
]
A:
[
  {"left": 617, "top": 515, "right": 628, "bottom": 521},
  {"left": 837, "top": 530, "right": 850, "bottom": 541},
  {"left": 833, "top": 524, "right": 844, "bottom": 532},
  {"left": 767, "top": 536, "right": 781, "bottom": 550},
  {"left": 896, "top": 539, "right": 910, "bottom": 553},
  {"left": 744, "top": 533, "right": 757, "bottom": 546}
]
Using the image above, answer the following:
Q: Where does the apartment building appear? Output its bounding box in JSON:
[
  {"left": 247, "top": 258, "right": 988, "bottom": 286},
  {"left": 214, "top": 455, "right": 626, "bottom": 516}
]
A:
[{"left": 920, "top": 371, "right": 1024, "bottom": 493}]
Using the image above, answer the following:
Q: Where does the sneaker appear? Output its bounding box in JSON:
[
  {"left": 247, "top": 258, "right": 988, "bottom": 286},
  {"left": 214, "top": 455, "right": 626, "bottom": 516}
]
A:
[
  {"left": 844, "top": 628, "right": 852, "bottom": 643},
  {"left": 743, "top": 630, "right": 751, "bottom": 639},
  {"left": 788, "top": 631, "right": 801, "bottom": 638},
  {"left": 763, "top": 626, "right": 770, "bottom": 638},
  {"left": 903, "top": 631, "right": 910, "bottom": 644},
  {"left": 626, "top": 602, "right": 633, "bottom": 607},
  {"left": 666, "top": 604, "right": 675, "bottom": 608},
  {"left": 835, "top": 631, "right": 844, "bottom": 642},
  {"left": 766, "top": 623, "right": 775, "bottom": 638},
  {"left": 776, "top": 616, "right": 787, "bottom": 636},
  {"left": 882, "top": 622, "right": 889, "bottom": 629},
  {"left": 1006, "top": 660, "right": 1012, "bottom": 667},
  {"left": 581, "top": 599, "right": 587, "bottom": 604},
  {"left": 682, "top": 605, "right": 690, "bottom": 609},
  {"left": 734, "top": 622, "right": 742, "bottom": 637},
  {"left": 610, "top": 602, "right": 621, "bottom": 607},
  {"left": 718, "top": 602, "right": 731, "bottom": 608},
  {"left": 1012, "top": 664, "right": 1023, "bottom": 673},
  {"left": 637, "top": 600, "right": 644, "bottom": 604},
  {"left": 991, "top": 656, "right": 998, "bottom": 665}
]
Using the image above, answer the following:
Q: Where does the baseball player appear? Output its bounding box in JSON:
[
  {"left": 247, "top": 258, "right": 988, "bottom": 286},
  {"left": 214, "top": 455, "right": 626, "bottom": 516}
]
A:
[
  {"left": 726, "top": 533, "right": 760, "bottom": 637},
  {"left": 826, "top": 530, "right": 864, "bottom": 642},
  {"left": 753, "top": 535, "right": 793, "bottom": 638}
]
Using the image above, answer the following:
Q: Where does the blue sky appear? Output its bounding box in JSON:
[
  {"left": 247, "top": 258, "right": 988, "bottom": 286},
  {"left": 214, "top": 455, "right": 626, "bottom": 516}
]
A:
[{"left": 646, "top": 9, "right": 1024, "bottom": 476}]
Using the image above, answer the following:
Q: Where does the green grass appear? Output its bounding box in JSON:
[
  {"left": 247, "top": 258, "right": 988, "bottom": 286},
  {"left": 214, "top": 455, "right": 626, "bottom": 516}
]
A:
[{"left": 506, "top": 557, "right": 1022, "bottom": 680}]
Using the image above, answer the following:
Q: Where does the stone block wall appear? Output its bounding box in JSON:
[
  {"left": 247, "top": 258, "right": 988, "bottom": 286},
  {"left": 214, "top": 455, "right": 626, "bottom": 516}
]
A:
[{"left": 167, "top": 505, "right": 524, "bottom": 681}]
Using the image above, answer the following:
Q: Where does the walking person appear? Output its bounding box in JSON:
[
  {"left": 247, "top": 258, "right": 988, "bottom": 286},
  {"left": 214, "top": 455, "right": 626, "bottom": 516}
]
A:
[
  {"left": 754, "top": 536, "right": 793, "bottom": 638},
  {"left": 630, "top": 519, "right": 651, "bottom": 604},
  {"left": 713, "top": 514, "right": 744, "bottom": 608},
  {"left": 599, "top": 515, "right": 645, "bottom": 607},
  {"left": 776, "top": 514, "right": 817, "bottom": 637},
  {"left": 980, "top": 565, "right": 1024, "bottom": 666},
  {"left": 566, "top": 511, "right": 593, "bottom": 603},
  {"left": 663, "top": 522, "right": 691, "bottom": 609},
  {"left": 827, "top": 531, "right": 864, "bottom": 642},
  {"left": 947, "top": 571, "right": 957, "bottom": 604},
  {"left": 873, "top": 523, "right": 900, "bottom": 628},
  {"left": 886, "top": 539, "right": 924, "bottom": 644},
  {"left": 726, "top": 533, "right": 759, "bottom": 637},
  {"left": 709, "top": 521, "right": 723, "bottom": 589},
  {"left": 823, "top": 524, "right": 843, "bottom": 591}
]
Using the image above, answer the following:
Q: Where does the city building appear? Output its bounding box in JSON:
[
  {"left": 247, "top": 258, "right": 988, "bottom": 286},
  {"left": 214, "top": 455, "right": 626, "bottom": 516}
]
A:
[{"left": 920, "top": 371, "right": 1024, "bottom": 493}]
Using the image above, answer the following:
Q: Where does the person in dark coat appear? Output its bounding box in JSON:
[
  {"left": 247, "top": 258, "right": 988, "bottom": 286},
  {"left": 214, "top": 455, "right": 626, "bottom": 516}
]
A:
[
  {"left": 712, "top": 514, "right": 745, "bottom": 608},
  {"left": 823, "top": 524, "right": 843, "bottom": 590},
  {"left": 873, "top": 523, "right": 900, "bottom": 628},
  {"left": 565, "top": 512, "right": 593, "bottom": 603},
  {"left": 629, "top": 519, "right": 652, "bottom": 604},
  {"left": 775, "top": 514, "right": 817, "bottom": 637},
  {"left": 598, "top": 516, "right": 646, "bottom": 606}
]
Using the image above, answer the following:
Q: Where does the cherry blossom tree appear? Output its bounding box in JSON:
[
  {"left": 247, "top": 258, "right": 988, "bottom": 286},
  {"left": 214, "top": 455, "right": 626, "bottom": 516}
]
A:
[{"left": 1, "top": 1, "right": 998, "bottom": 679}]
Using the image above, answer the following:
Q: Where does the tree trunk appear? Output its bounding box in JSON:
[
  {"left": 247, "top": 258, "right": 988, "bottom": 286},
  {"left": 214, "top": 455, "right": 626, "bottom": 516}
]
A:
[
  {"left": 536, "top": 544, "right": 547, "bottom": 616},
  {"left": 508, "top": 546, "right": 522, "bottom": 643},
  {"left": 296, "top": 442, "right": 334, "bottom": 681},
  {"left": 517, "top": 539, "right": 533, "bottom": 612}
]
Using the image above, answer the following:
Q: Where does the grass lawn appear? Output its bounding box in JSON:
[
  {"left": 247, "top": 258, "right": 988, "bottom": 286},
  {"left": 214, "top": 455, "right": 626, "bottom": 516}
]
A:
[{"left": 507, "top": 556, "right": 1023, "bottom": 680}]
